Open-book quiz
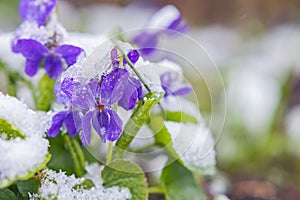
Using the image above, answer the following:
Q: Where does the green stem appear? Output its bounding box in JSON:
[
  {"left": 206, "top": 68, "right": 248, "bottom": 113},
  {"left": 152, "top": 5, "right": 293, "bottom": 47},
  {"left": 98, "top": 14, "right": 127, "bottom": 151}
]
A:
[
  {"left": 148, "top": 186, "right": 165, "bottom": 194},
  {"left": 0, "top": 60, "right": 34, "bottom": 96},
  {"left": 106, "top": 142, "right": 113, "bottom": 165},
  {"left": 269, "top": 69, "right": 294, "bottom": 134},
  {"left": 118, "top": 47, "right": 152, "bottom": 93},
  {"left": 115, "top": 45, "right": 166, "bottom": 116},
  {"left": 63, "top": 134, "right": 86, "bottom": 177},
  {"left": 130, "top": 142, "right": 156, "bottom": 153}
]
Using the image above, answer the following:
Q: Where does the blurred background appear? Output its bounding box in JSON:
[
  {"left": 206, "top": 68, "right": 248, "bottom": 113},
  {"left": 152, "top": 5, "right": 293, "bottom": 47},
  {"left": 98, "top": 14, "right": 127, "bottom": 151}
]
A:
[{"left": 1, "top": 0, "right": 300, "bottom": 199}]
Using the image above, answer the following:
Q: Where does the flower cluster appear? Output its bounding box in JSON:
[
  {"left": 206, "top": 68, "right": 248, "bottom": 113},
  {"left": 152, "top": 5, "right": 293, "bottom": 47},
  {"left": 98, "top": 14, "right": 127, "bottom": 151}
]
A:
[
  {"left": 48, "top": 49, "right": 142, "bottom": 146},
  {"left": 12, "top": 0, "right": 84, "bottom": 79}
]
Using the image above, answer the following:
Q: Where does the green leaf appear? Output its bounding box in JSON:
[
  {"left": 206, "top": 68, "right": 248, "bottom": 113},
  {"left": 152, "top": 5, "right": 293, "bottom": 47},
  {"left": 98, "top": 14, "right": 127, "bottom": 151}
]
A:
[
  {"left": 114, "top": 92, "right": 163, "bottom": 157},
  {"left": 0, "top": 118, "right": 25, "bottom": 140},
  {"left": 16, "top": 179, "right": 41, "bottom": 200},
  {"left": 73, "top": 179, "right": 95, "bottom": 190},
  {"left": 0, "top": 189, "right": 17, "bottom": 200},
  {"left": 160, "top": 160, "right": 206, "bottom": 200},
  {"left": 165, "top": 111, "right": 198, "bottom": 124},
  {"left": 148, "top": 115, "right": 180, "bottom": 161},
  {"left": 34, "top": 74, "right": 55, "bottom": 111},
  {"left": 102, "top": 159, "right": 148, "bottom": 200}
]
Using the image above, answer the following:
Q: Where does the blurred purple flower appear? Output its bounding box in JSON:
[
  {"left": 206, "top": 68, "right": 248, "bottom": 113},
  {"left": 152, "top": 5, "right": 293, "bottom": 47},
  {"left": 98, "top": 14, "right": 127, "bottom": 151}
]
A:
[
  {"left": 15, "top": 39, "right": 83, "bottom": 79},
  {"left": 160, "top": 72, "right": 192, "bottom": 97},
  {"left": 19, "top": 0, "right": 57, "bottom": 26},
  {"left": 132, "top": 5, "right": 188, "bottom": 56}
]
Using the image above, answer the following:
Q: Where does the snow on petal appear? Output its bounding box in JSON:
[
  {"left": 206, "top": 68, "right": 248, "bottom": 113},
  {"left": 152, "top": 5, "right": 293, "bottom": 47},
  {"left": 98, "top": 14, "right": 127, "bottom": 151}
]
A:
[{"left": 165, "top": 121, "right": 216, "bottom": 169}]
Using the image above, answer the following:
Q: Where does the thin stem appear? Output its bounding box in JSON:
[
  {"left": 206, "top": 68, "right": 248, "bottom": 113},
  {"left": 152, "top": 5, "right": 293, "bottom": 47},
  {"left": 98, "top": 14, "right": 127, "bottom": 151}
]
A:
[
  {"left": 122, "top": 51, "right": 152, "bottom": 93},
  {"left": 106, "top": 142, "right": 113, "bottom": 165},
  {"left": 63, "top": 134, "right": 86, "bottom": 177},
  {"left": 148, "top": 186, "right": 165, "bottom": 194}
]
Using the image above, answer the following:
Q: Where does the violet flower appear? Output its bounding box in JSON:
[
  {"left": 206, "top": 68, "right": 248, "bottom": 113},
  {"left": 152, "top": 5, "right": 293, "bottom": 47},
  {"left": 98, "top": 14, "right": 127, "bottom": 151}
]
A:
[
  {"left": 15, "top": 39, "right": 84, "bottom": 79},
  {"left": 48, "top": 68, "right": 132, "bottom": 146},
  {"left": 132, "top": 5, "right": 188, "bottom": 56},
  {"left": 160, "top": 71, "right": 192, "bottom": 97},
  {"left": 110, "top": 48, "right": 143, "bottom": 110},
  {"left": 19, "top": 0, "right": 57, "bottom": 26}
]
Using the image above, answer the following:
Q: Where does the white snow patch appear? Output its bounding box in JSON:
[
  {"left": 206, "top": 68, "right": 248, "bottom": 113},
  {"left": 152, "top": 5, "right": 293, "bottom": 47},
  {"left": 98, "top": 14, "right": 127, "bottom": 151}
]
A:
[
  {"left": 165, "top": 122, "right": 216, "bottom": 169},
  {"left": 0, "top": 93, "right": 50, "bottom": 183},
  {"left": 30, "top": 169, "right": 132, "bottom": 200}
]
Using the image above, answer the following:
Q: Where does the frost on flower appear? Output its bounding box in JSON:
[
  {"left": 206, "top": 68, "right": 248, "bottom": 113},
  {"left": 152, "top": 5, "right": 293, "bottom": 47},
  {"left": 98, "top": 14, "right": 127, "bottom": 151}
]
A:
[
  {"left": 165, "top": 121, "right": 216, "bottom": 169},
  {"left": 0, "top": 93, "right": 50, "bottom": 188},
  {"left": 30, "top": 169, "right": 131, "bottom": 200},
  {"left": 48, "top": 43, "right": 142, "bottom": 146}
]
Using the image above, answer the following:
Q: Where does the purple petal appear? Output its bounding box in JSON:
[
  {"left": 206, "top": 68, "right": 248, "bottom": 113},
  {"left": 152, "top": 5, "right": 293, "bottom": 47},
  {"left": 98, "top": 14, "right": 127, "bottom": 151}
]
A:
[
  {"left": 110, "top": 48, "right": 119, "bottom": 68},
  {"left": 54, "top": 80, "right": 69, "bottom": 105},
  {"left": 44, "top": 54, "right": 63, "bottom": 79},
  {"left": 126, "top": 50, "right": 140, "bottom": 64},
  {"left": 167, "top": 15, "right": 189, "bottom": 33},
  {"left": 15, "top": 39, "right": 48, "bottom": 61},
  {"left": 24, "top": 60, "right": 40, "bottom": 77},
  {"left": 19, "top": 0, "right": 57, "bottom": 26},
  {"left": 81, "top": 111, "right": 93, "bottom": 146},
  {"left": 54, "top": 45, "right": 84, "bottom": 67},
  {"left": 61, "top": 79, "right": 96, "bottom": 110},
  {"left": 118, "top": 77, "right": 142, "bottom": 110},
  {"left": 64, "top": 111, "right": 81, "bottom": 137},
  {"left": 92, "top": 110, "right": 109, "bottom": 142},
  {"left": 173, "top": 86, "right": 193, "bottom": 96},
  {"left": 100, "top": 68, "right": 129, "bottom": 106},
  {"left": 106, "top": 109, "right": 123, "bottom": 142},
  {"left": 48, "top": 111, "right": 68, "bottom": 137}
]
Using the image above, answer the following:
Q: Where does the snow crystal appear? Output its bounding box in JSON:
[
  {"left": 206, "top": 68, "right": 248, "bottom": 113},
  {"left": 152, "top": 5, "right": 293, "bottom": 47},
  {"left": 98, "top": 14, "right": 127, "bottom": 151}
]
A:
[
  {"left": 30, "top": 169, "right": 132, "bottom": 200},
  {"left": 165, "top": 121, "right": 216, "bottom": 169},
  {"left": 14, "top": 16, "right": 67, "bottom": 46},
  {"left": 0, "top": 93, "right": 50, "bottom": 184}
]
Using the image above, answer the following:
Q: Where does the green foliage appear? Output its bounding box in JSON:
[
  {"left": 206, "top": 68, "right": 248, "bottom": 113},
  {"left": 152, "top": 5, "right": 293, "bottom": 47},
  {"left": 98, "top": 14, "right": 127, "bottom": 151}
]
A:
[
  {"left": 0, "top": 189, "right": 17, "bottom": 200},
  {"left": 47, "top": 134, "right": 77, "bottom": 176},
  {"left": 34, "top": 74, "right": 55, "bottom": 111},
  {"left": 160, "top": 160, "right": 205, "bottom": 200},
  {"left": 0, "top": 118, "right": 25, "bottom": 140},
  {"left": 16, "top": 179, "right": 41, "bottom": 200},
  {"left": 63, "top": 134, "right": 86, "bottom": 177},
  {"left": 73, "top": 179, "right": 95, "bottom": 190},
  {"left": 102, "top": 159, "right": 148, "bottom": 200},
  {"left": 115, "top": 92, "right": 163, "bottom": 157},
  {"left": 165, "top": 111, "right": 198, "bottom": 123}
]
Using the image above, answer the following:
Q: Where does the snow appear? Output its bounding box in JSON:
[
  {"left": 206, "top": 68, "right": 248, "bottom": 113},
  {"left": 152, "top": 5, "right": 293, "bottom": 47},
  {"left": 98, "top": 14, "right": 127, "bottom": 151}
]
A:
[
  {"left": 30, "top": 169, "right": 132, "bottom": 200},
  {"left": 0, "top": 93, "right": 50, "bottom": 186},
  {"left": 165, "top": 121, "right": 216, "bottom": 169},
  {"left": 14, "top": 15, "right": 67, "bottom": 45}
]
